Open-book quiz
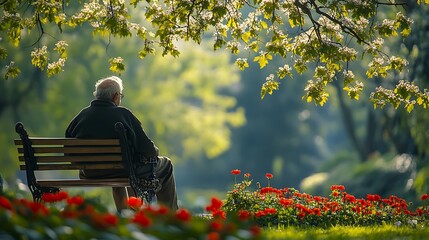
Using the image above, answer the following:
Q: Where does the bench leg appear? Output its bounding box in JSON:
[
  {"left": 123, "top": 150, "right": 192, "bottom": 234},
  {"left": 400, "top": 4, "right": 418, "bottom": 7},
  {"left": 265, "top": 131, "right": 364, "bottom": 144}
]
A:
[{"left": 30, "top": 183, "right": 60, "bottom": 202}]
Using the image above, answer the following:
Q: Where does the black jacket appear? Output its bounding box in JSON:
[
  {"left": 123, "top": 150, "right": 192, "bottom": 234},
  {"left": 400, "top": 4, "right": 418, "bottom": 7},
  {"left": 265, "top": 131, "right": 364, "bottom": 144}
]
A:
[{"left": 66, "top": 99, "right": 158, "bottom": 178}]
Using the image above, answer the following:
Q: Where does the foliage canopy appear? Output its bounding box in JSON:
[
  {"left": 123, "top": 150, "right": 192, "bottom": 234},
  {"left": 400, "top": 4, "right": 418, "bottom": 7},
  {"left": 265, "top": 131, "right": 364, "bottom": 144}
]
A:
[{"left": 1, "top": 0, "right": 429, "bottom": 110}]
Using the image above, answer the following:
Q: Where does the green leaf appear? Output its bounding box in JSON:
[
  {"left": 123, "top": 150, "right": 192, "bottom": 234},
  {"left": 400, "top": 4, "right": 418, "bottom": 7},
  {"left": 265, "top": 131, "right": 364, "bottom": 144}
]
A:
[
  {"left": 401, "top": 27, "right": 411, "bottom": 37},
  {"left": 4, "top": 62, "right": 21, "bottom": 80},
  {"left": 214, "top": 38, "right": 226, "bottom": 51},
  {"left": 130, "top": 0, "right": 141, "bottom": 7},
  {"left": 109, "top": 57, "right": 125, "bottom": 73},
  {"left": 213, "top": 6, "right": 227, "bottom": 19},
  {"left": 254, "top": 53, "right": 272, "bottom": 69},
  {"left": 235, "top": 58, "right": 249, "bottom": 70},
  {"left": 31, "top": 46, "right": 48, "bottom": 69},
  {"left": 227, "top": 18, "right": 237, "bottom": 28},
  {"left": 406, "top": 103, "right": 414, "bottom": 113},
  {"left": 0, "top": 48, "right": 7, "bottom": 59},
  {"left": 294, "top": 60, "right": 307, "bottom": 74},
  {"left": 277, "top": 65, "right": 292, "bottom": 79},
  {"left": 260, "top": 80, "right": 279, "bottom": 99},
  {"left": 248, "top": 42, "right": 259, "bottom": 52},
  {"left": 241, "top": 31, "right": 251, "bottom": 43}
]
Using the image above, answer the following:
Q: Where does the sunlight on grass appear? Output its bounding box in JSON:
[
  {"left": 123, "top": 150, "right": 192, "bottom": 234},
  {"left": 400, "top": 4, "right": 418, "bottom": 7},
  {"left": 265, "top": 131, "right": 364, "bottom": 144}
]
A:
[{"left": 264, "top": 225, "right": 429, "bottom": 239}]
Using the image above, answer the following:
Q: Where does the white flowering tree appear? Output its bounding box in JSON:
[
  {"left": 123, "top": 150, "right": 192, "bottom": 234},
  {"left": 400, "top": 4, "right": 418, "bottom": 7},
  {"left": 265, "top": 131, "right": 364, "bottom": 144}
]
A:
[{"left": 1, "top": 0, "right": 428, "bottom": 110}]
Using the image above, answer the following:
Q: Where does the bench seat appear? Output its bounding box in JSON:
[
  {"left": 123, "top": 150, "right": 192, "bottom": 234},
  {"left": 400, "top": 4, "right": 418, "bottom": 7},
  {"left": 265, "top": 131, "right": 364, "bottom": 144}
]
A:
[{"left": 37, "top": 178, "right": 130, "bottom": 187}]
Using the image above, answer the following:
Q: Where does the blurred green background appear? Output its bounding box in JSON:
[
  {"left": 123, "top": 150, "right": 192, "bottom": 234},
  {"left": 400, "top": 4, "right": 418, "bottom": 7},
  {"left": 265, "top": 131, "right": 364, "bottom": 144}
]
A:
[{"left": 1, "top": 4, "right": 428, "bottom": 212}]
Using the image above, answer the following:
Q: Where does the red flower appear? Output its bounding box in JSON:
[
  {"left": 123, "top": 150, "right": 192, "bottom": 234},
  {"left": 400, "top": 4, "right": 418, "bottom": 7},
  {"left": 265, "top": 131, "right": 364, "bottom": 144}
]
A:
[
  {"left": 231, "top": 169, "right": 241, "bottom": 175},
  {"left": 206, "top": 197, "right": 223, "bottom": 212},
  {"left": 102, "top": 213, "right": 118, "bottom": 226},
  {"left": 210, "top": 221, "right": 224, "bottom": 231},
  {"left": 0, "top": 196, "right": 12, "bottom": 211},
  {"left": 249, "top": 225, "right": 261, "bottom": 236},
  {"left": 41, "top": 191, "right": 68, "bottom": 202},
  {"left": 238, "top": 210, "right": 251, "bottom": 221},
  {"left": 175, "top": 208, "right": 192, "bottom": 222},
  {"left": 313, "top": 208, "right": 321, "bottom": 216},
  {"left": 92, "top": 213, "right": 118, "bottom": 228},
  {"left": 207, "top": 232, "right": 221, "bottom": 240},
  {"left": 279, "top": 198, "right": 293, "bottom": 207},
  {"left": 61, "top": 210, "right": 79, "bottom": 218},
  {"left": 326, "top": 201, "right": 340, "bottom": 212},
  {"left": 156, "top": 205, "right": 170, "bottom": 215},
  {"left": 260, "top": 187, "right": 282, "bottom": 195},
  {"left": 27, "top": 202, "right": 49, "bottom": 216},
  {"left": 421, "top": 193, "right": 429, "bottom": 201},
  {"left": 41, "top": 192, "right": 59, "bottom": 203},
  {"left": 330, "top": 185, "right": 345, "bottom": 191},
  {"left": 264, "top": 208, "right": 277, "bottom": 215},
  {"left": 127, "top": 197, "right": 143, "bottom": 209},
  {"left": 244, "top": 173, "right": 251, "bottom": 178},
  {"left": 255, "top": 210, "right": 266, "bottom": 218},
  {"left": 296, "top": 204, "right": 312, "bottom": 214},
  {"left": 57, "top": 191, "right": 69, "bottom": 201},
  {"left": 265, "top": 173, "right": 273, "bottom": 179},
  {"left": 313, "top": 196, "right": 322, "bottom": 202},
  {"left": 367, "top": 194, "right": 381, "bottom": 202},
  {"left": 66, "top": 196, "right": 84, "bottom": 206},
  {"left": 132, "top": 211, "right": 152, "bottom": 227},
  {"left": 212, "top": 209, "right": 226, "bottom": 220},
  {"left": 344, "top": 194, "right": 356, "bottom": 202},
  {"left": 84, "top": 205, "right": 95, "bottom": 215}
]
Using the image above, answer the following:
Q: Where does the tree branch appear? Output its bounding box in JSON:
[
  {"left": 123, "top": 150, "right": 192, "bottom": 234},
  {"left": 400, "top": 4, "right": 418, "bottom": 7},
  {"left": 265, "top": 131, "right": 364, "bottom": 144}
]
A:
[
  {"left": 307, "top": 0, "right": 370, "bottom": 46},
  {"left": 376, "top": 1, "right": 407, "bottom": 6},
  {"left": 186, "top": 0, "right": 196, "bottom": 39},
  {"left": 30, "top": 13, "right": 45, "bottom": 47},
  {"left": 294, "top": 0, "right": 322, "bottom": 42}
]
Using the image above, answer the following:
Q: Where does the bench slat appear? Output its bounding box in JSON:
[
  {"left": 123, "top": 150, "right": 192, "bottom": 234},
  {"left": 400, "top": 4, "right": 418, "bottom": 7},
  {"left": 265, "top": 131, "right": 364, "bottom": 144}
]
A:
[
  {"left": 20, "top": 163, "right": 125, "bottom": 170},
  {"left": 15, "top": 138, "right": 120, "bottom": 146},
  {"left": 37, "top": 178, "right": 130, "bottom": 187},
  {"left": 18, "top": 155, "right": 122, "bottom": 163},
  {"left": 17, "top": 146, "right": 121, "bottom": 154}
]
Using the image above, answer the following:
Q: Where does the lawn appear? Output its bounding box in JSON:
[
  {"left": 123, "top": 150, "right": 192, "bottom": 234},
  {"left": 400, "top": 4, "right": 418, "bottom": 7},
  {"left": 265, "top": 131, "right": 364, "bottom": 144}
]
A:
[{"left": 264, "top": 225, "right": 429, "bottom": 239}]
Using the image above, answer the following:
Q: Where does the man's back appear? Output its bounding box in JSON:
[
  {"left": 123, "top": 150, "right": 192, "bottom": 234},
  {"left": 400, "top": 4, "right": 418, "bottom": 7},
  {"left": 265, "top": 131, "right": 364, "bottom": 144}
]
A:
[{"left": 66, "top": 99, "right": 158, "bottom": 157}]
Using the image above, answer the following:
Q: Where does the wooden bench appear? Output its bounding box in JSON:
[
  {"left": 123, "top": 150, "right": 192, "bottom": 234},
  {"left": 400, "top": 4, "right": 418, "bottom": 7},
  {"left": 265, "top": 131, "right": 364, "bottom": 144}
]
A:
[{"left": 14, "top": 122, "right": 160, "bottom": 203}]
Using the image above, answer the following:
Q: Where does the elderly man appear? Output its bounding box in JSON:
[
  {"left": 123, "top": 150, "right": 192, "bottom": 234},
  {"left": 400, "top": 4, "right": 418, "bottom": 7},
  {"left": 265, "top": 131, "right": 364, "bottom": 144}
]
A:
[{"left": 66, "top": 76, "right": 178, "bottom": 211}]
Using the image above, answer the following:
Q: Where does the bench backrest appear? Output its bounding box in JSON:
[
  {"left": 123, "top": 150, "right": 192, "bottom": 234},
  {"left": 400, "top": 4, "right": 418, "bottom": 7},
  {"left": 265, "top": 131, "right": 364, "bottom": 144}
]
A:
[
  {"left": 14, "top": 122, "right": 157, "bottom": 204},
  {"left": 14, "top": 138, "right": 125, "bottom": 171}
]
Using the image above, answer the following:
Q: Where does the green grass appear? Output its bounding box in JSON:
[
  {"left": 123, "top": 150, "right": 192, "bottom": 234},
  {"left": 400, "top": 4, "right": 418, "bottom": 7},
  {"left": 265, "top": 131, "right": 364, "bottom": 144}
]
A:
[{"left": 263, "top": 225, "right": 429, "bottom": 239}]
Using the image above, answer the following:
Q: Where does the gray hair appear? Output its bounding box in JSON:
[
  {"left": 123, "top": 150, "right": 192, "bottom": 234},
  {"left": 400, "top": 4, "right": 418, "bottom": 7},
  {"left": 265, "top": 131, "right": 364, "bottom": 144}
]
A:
[{"left": 93, "top": 76, "right": 123, "bottom": 100}]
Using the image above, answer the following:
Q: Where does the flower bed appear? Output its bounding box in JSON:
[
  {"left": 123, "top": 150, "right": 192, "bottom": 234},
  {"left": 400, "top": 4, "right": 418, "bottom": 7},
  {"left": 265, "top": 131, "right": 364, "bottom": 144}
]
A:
[
  {"left": 224, "top": 169, "right": 429, "bottom": 228},
  {"left": 0, "top": 169, "right": 428, "bottom": 239}
]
